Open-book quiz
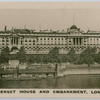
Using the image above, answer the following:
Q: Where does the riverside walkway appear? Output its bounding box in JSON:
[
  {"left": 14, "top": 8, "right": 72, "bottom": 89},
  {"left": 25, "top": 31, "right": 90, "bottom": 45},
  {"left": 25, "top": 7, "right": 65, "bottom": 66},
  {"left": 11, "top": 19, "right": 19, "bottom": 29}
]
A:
[{"left": 58, "top": 64, "right": 100, "bottom": 76}]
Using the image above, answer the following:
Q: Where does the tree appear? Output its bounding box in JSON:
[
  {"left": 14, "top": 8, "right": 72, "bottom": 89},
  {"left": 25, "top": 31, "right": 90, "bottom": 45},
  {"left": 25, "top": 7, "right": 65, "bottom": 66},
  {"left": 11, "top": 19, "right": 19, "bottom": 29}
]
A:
[
  {"left": 94, "top": 53, "right": 100, "bottom": 63},
  {"left": 67, "top": 47, "right": 76, "bottom": 63},
  {"left": 94, "top": 47, "right": 100, "bottom": 64},
  {"left": 35, "top": 55, "right": 41, "bottom": 64},
  {"left": 17, "top": 46, "right": 26, "bottom": 63},
  {"left": 62, "top": 55, "right": 67, "bottom": 63},
  {"left": 80, "top": 46, "right": 96, "bottom": 67},
  {"left": 10, "top": 54, "right": 18, "bottom": 60},
  {"left": 26, "top": 55, "right": 36, "bottom": 64},
  {"left": 42, "top": 55, "right": 49, "bottom": 64},
  {"left": 1, "top": 46, "right": 10, "bottom": 63},
  {"left": 48, "top": 47, "right": 60, "bottom": 63},
  {"left": 0, "top": 55, "right": 5, "bottom": 64}
]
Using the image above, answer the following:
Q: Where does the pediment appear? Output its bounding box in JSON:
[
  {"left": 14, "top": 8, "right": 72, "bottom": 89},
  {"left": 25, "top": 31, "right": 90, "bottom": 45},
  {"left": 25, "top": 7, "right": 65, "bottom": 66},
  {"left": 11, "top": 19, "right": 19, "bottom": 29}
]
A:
[
  {"left": 11, "top": 33, "right": 18, "bottom": 37},
  {"left": 69, "top": 30, "right": 82, "bottom": 35}
]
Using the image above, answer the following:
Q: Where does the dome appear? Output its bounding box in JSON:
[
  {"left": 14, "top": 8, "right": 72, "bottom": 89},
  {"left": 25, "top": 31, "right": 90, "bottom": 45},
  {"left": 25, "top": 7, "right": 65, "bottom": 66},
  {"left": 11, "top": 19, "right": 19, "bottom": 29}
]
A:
[{"left": 70, "top": 25, "right": 78, "bottom": 29}]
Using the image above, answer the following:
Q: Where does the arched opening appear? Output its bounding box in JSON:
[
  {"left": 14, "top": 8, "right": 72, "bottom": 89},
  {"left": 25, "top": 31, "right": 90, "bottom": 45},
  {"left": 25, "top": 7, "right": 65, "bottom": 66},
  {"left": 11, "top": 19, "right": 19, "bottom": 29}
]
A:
[{"left": 10, "top": 47, "right": 19, "bottom": 54}]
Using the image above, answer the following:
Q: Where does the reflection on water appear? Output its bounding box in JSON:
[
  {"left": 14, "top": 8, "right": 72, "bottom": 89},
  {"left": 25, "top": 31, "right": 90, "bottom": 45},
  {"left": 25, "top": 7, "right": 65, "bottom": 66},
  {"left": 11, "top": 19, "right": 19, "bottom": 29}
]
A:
[{"left": 0, "top": 75, "right": 100, "bottom": 89}]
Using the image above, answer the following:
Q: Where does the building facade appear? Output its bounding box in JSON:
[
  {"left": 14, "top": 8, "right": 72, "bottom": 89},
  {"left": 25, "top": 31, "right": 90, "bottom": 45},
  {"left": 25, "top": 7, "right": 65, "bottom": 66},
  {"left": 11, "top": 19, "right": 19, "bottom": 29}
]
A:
[{"left": 0, "top": 25, "right": 100, "bottom": 54}]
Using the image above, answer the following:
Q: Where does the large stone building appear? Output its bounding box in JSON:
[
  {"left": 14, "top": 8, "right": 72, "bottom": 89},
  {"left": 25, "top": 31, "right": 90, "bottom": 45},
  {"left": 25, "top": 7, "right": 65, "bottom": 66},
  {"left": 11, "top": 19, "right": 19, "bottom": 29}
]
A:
[{"left": 0, "top": 25, "right": 100, "bottom": 54}]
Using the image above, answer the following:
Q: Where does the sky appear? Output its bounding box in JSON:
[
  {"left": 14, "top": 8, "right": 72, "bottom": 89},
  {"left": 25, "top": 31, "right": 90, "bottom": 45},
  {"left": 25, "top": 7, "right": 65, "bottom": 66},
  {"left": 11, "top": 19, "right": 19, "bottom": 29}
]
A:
[{"left": 0, "top": 5, "right": 100, "bottom": 32}]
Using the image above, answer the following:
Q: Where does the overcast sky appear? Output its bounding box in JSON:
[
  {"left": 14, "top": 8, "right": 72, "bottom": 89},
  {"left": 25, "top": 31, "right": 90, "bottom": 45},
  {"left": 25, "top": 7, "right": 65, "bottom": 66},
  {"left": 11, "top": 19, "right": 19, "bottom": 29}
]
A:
[{"left": 0, "top": 9, "right": 100, "bottom": 32}]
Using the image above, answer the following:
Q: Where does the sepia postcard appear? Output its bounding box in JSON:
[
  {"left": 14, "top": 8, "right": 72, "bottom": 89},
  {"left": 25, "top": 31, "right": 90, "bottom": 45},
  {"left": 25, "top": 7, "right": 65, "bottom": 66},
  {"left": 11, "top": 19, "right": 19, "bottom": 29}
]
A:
[{"left": 0, "top": 1, "right": 100, "bottom": 98}]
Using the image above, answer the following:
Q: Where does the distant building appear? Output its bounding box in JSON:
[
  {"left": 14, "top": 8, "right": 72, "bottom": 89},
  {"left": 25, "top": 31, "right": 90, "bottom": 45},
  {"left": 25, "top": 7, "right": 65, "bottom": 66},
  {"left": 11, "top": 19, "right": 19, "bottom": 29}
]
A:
[{"left": 0, "top": 25, "right": 100, "bottom": 54}]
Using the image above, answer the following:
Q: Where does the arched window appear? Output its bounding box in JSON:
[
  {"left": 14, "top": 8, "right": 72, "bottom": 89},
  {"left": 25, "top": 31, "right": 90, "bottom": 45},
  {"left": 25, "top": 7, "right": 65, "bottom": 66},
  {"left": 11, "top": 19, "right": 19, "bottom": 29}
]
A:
[
  {"left": 25, "top": 40, "right": 27, "bottom": 42},
  {"left": 29, "top": 40, "right": 31, "bottom": 42},
  {"left": 33, "top": 40, "right": 35, "bottom": 45}
]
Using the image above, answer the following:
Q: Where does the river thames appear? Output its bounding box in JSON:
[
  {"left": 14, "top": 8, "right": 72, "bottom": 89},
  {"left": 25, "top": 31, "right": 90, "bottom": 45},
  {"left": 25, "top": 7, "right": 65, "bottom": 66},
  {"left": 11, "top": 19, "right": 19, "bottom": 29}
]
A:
[{"left": 0, "top": 75, "right": 100, "bottom": 89}]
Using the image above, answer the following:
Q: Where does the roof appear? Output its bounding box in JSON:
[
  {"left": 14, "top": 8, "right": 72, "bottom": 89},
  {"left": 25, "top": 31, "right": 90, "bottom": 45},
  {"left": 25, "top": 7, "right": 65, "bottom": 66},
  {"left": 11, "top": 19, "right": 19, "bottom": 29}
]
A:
[{"left": 70, "top": 25, "right": 78, "bottom": 29}]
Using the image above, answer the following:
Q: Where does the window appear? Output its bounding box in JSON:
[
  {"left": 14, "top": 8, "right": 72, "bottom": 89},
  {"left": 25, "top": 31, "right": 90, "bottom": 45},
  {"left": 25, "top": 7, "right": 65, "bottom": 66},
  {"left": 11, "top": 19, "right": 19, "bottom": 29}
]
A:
[
  {"left": 58, "top": 41, "right": 60, "bottom": 44},
  {"left": 51, "top": 40, "right": 53, "bottom": 44},
  {"left": 33, "top": 40, "right": 35, "bottom": 45},
  {"left": 97, "top": 38, "right": 99, "bottom": 44},
  {"left": 55, "top": 41, "right": 57, "bottom": 44},
  {"left": 2, "top": 43, "right": 5, "bottom": 45},
  {"left": 21, "top": 41, "right": 23, "bottom": 45},
  {"left": 2, "top": 40, "right": 5, "bottom": 42},
  {"left": 44, "top": 41, "right": 46, "bottom": 44},
  {"left": 40, "top": 40, "right": 42, "bottom": 44},
  {"left": 29, "top": 40, "right": 31, "bottom": 42},
  {"left": 33, "top": 43, "right": 35, "bottom": 45},
  {"left": 6, "top": 40, "right": 9, "bottom": 42}
]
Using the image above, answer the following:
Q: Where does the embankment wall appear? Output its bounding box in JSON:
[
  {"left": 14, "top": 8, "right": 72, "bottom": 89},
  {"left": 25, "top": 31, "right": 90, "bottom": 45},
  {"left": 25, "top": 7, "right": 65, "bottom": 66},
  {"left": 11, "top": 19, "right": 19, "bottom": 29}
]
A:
[{"left": 58, "top": 68, "right": 100, "bottom": 76}]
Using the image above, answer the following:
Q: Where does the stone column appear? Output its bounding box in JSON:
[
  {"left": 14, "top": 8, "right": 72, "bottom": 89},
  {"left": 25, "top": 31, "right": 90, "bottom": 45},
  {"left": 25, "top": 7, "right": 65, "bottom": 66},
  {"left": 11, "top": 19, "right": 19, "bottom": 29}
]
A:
[
  {"left": 75, "top": 38, "right": 77, "bottom": 45},
  {"left": 16, "top": 37, "right": 17, "bottom": 45},
  {"left": 15, "top": 37, "right": 16, "bottom": 44},
  {"left": 80, "top": 38, "right": 81, "bottom": 45},
  {"left": 18, "top": 38, "right": 19, "bottom": 45},
  {"left": 78, "top": 38, "right": 80, "bottom": 45},
  {"left": 17, "top": 37, "right": 18, "bottom": 45},
  {"left": 13, "top": 37, "right": 14, "bottom": 44},
  {"left": 74, "top": 38, "right": 75, "bottom": 45},
  {"left": 11, "top": 37, "right": 12, "bottom": 45},
  {"left": 12, "top": 37, "right": 13, "bottom": 45},
  {"left": 77, "top": 38, "right": 79, "bottom": 45},
  {"left": 77, "top": 38, "right": 78, "bottom": 45},
  {"left": 74, "top": 38, "right": 76, "bottom": 45},
  {"left": 92, "top": 38, "right": 93, "bottom": 45},
  {"left": 14, "top": 38, "right": 15, "bottom": 44},
  {"left": 81, "top": 38, "right": 83, "bottom": 45},
  {"left": 15, "top": 38, "right": 16, "bottom": 44}
]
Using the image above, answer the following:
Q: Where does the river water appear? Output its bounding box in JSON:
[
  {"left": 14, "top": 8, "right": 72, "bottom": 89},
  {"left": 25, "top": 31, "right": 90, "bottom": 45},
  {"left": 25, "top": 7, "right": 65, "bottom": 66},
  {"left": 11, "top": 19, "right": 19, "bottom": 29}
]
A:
[{"left": 0, "top": 75, "right": 100, "bottom": 89}]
